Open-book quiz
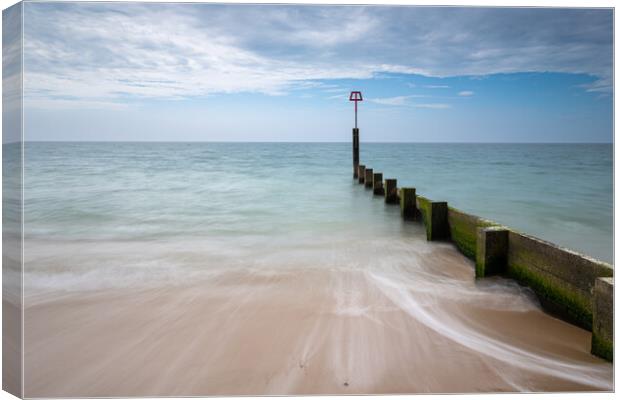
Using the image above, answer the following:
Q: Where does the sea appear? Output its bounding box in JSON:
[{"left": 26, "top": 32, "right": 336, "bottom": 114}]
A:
[
  {"left": 23, "top": 143, "right": 612, "bottom": 244},
  {"left": 17, "top": 142, "right": 613, "bottom": 294}
]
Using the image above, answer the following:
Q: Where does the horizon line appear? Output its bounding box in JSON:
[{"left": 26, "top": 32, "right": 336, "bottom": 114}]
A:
[{"left": 8, "top": 140, "right": 614, "bottom": 145}]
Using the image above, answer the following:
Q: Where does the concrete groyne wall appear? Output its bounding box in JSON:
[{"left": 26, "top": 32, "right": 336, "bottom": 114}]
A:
[
  {"left": 355, "top": 165, "right": 614, "bottom": 362},
  {"left": 505, "top": 231, "right": 612, "bottom": 331},
  {"left": 446, "top": 207, "right": 496, "bottom": 259}
]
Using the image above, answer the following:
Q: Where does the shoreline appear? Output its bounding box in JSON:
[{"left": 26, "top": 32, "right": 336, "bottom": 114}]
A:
[{"left": 23, "top": 251, "right": 612, "bottom": 396}]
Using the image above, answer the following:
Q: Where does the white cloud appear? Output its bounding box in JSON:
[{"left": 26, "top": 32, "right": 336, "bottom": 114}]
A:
[
  {"left": 458, "top": 91, "right": 474, "bottom": 96},
  {"left": 321, "top": 86, "right": 346, "bottom": 93},
  {"left": 369, "top": 96, "right": 411, "bottom": 106},
  {"left": 580, "top": 78, "right": 612, "bottom": 93},
  {"left": 368, "top": 96, "right": 451, "bottom": 109},
  {"left": 425, "top": 85, "right": 450, "bottom": 89},
  {"left": 414, "top": 103, "right": 451, "bottom": 109},
  {"left": 24, "top": 4, "right": 391, "bottom": 108},
  {"left": 374, "top": 64, "right": 430, "bottom": 76},
  {"left": 326, "top": 93, "right": 349, "bottom": 100},
  {"left": 24, "top": 98, "right": 131, "bottom": 110},
  {"left": 23, "top": 4, "right": 612, "bottom": 109}
]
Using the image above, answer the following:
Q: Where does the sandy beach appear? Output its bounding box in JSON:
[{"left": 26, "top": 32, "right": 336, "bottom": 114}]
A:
[{"left": 23, "top": 239, "right": 612, "bottom": 397}]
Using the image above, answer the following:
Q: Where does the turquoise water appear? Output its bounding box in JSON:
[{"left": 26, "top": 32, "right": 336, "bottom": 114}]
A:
[{"left": 24, "top": 142, "right": 612, "bottom": 262}]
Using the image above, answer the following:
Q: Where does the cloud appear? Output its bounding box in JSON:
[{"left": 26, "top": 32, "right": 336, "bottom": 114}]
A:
[
  {"left": 3, "top": 3, "right": 23, "bottom": 143},
  {"left": 369, "top": 95, "right": 412, "bottom": 106},
  {"left": 368, "top": 96, "right": 451, "bottom": 109},
  {"left": 458, "top": 91, "right": 474, "bottom": 96},
  {"left": 23, "top": 3, "right": 612, "bottom": 108},
  {"left": 326, "top": 93, "right": 349, "bottom": 100},
  {"left": 425, "top": 85, "right": 450, "bottom": 89},
  {"left": 414, "top": 103, "right": 451, "bottom": 109},
  {"left": 580, "top": 78, "right": 612, "bottom": 93},
  {"left": 23, "top": 3, "right": 387, "bottom": 107}
]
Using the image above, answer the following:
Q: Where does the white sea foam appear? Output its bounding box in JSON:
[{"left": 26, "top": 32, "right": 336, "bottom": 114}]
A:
[{"left": 368, "top": 270, "right": 612, "bottom": 390}]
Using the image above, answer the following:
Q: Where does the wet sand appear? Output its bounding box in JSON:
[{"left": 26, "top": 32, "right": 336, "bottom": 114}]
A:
[{"left": 23, "top": 240, "right": 613, "bottom": 397}]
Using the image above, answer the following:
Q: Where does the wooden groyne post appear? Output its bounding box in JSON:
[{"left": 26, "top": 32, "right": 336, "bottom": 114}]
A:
[
  {"left": 400, "top": 188, "right": 417, "bottom": 220},
  {"left": 364, "top": 168, "right": 374, "bottom": 189},
  {"left": 475, "top": 227, "right": 509, "bottom": 277},
  {"left": 358, "top": 165, "right": 366, "bottom": 184},
  {"left": 353, "top": 128, "right": 359, "bottom": 178},
  {"left": 373, "top": 173, "right": 384, "bottom": 195},
  {"left": 416, "top": 197, "right": 449, "bottom": 240},
  {"left": 385, "top": 179, "right": 399, "bottom": 204},
  {"left": 592, "top": 277, "right": 613, "bottom": 361},
  {"left": 349, "top": 91, "right": 363, "bottom": 179}
]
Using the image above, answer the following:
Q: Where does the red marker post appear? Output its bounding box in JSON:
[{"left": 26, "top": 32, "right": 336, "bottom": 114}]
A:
[{"left": 349, "top": 91, "right": 363, "bottom": 178}]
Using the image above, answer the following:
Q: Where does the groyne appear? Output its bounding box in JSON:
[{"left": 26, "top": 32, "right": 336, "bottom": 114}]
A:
[{"left": 354, "top": 163, "right": 614, "bottom": 362}]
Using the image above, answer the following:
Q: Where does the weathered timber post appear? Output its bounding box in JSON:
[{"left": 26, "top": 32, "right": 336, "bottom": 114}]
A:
[
  {"left": 417, "top": 197, "right": 449, "bottom": 240},
  {"left": 349, "top": 91, "right": 363, "bottom": 178},
  {"left": 373, "top": 173, "right": 384, "bottom": 195},
  {"left": 358, "top": 165, "right": 366, "bottom": 184},
  {"left": 427, "top": 202, "right": 449, "bottom": 240},
  {"left": 353, "top": 128, "right": 359, "bottom": 178},
  {"left": 592, "top": 277, "right": 613, "bottom": 361},
  {"left": 400, "top": 188, "right": 416, "bottom": 220},
  {"left": 475, "top": 227, "right": 508, "bottom": 277},
  {"left": 384, "top": 179, "right": 399, "bottom": 204},
  {"left": 364, "top": 168, "right": 374, "bottom": 188}
]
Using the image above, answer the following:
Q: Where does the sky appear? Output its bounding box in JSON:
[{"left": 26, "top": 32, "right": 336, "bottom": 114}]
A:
[{"left": 10, "top": 2, "right": 614, "bottom": 142}]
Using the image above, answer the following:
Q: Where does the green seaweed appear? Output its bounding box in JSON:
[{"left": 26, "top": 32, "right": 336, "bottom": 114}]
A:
[
  {"left": 417, "top": 197, "right": 432, "bottom": 239},
  {"left": 447, "top": 208, "right": 496, "bottom": 260},
  {"left": 591, "top": 332, "right": 613, "bottom": 362},
  {"left": 451, "top": 223, "right": 477, "bottom": 259},
  {"left": 475, "top": 256, "right": 485, "bottom": 278},
  {"left": 506, "top": 262, "right": 592, "bottom": 330}
]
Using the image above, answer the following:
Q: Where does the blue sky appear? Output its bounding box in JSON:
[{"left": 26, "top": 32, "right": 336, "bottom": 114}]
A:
[{"left": 16, "top": 3, "right": 613, "bottom": 142}]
